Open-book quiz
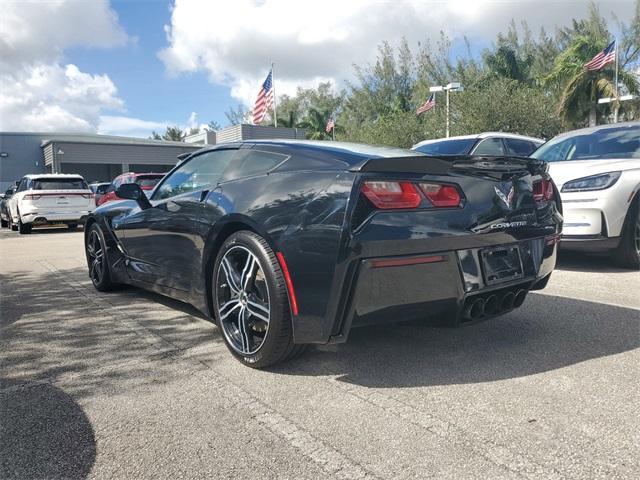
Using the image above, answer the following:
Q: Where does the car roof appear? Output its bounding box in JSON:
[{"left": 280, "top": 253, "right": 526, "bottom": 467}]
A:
[
  {"left": 545, "top": 121, "right": 640, "bottom": 140},
  {"left": 23, "top": 173, "right": 85, "bottom": 179},
  {"left": 197, "top": 139, "right": 421, "bottom": 163},
  {"left": 413, "top": 132, "right": 544, "bottom": 148}
]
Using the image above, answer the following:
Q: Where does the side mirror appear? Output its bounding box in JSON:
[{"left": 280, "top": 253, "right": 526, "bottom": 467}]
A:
[{"left": 116, "top": 183, "right": 151, "bottom": 209}]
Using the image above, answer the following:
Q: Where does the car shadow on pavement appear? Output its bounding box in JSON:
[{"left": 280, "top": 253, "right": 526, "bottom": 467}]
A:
[
  {"left": 0, "top": 378, "right": 96, "bottom": 480},
  {"left": 3, "top": 266, "right": 638, "bottom": 393},
  {"left": 0, "top": 267, "right": 219, "bottom": 401},
  {"left": 275, "top": 293, "right": 640, "bottom": 389}
]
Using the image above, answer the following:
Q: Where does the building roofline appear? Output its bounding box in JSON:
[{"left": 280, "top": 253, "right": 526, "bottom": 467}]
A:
[{"left": 0, "top": 131, "right": 199, "bottom": 148}]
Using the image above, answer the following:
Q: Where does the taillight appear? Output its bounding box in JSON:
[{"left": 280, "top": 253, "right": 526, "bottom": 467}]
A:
[
  {"left": 418, "top": 183, "right": 462, "bottom": 208},
  {"left": 23, "top": 194, "right": 41, "bottom": 200},
  {"left": 361, "top": 181, "right": 421, "bottom": 209},
  {"left": 533, "top": 180, "right": 554, "bottom": 202}
]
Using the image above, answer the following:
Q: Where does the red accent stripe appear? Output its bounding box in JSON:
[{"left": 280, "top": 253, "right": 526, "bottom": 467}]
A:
[
  {"left": 276, "top": 252, "right": 299, "bottom": 316},
  {"left": 370, "top": 255, "right": 446, "bottom": 268}
]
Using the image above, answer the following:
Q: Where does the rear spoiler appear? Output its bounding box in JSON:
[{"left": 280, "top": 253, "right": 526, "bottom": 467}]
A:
[{"left": 349, "top": 155, "right": 548, "bottom": 176}]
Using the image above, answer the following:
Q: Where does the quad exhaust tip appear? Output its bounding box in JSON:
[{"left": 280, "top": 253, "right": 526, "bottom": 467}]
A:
[
  {"left": 484, "top": 294, "right": 499, "bottom": 315},
  {"left": 463, "top": 288, "right": 528, "bottom": 322},
  {"left": 501, "top": 292, "right": 515, "bottom": 311},
  {"left": 513, "top": 289, "right": 527, "bottom": 308},
  {"left": 465, "top": 298, "right": 485, "bottom": 320}
]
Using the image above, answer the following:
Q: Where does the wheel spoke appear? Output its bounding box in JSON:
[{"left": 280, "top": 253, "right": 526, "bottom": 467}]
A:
[
  {"left": 246, "top": 299, "right": 269, "bottom": 323},
  {"left": 238, "top": 307, "right": 253, "bottom": 354},
  {"left": 219, "top": 299, "right": 241, "bottom": 320},
  {"left": 221, "top": 257, "right": 241, "bottom": 294},
  {"left": 92, "top": 258, "right": 102, "bottom": 283},
  {"left": 240, "top": 254, "right": 256, "bottom": 291}
]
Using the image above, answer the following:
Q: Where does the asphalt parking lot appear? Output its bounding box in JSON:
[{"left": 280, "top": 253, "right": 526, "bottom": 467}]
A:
[{"left": 1, "top": 227, "right": 638, "bottom": 480}]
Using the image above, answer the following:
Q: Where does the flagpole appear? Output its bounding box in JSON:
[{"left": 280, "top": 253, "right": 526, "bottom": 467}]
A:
[
  {"left": 271, "top": 61, "right": 278, "bottom": 127},
  {"left": 614, "top": 38, "right": 619, "bottom": 123}
]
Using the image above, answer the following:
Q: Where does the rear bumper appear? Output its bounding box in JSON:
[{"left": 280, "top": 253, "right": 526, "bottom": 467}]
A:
[
  {"left": 21, "top": 211, "right": 91, "bottom": 225},
  {"left": 327, "top": 236, "right": 558, "bottom": 343}
]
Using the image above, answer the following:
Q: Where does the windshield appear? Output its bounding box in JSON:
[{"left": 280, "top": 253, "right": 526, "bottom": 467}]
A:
[
  {"left": 414, "top": 138, "right": 476, "bottom": 155},
  {"left": 31, "top": 178, "right": 88, "bottom": 190},
  {"left": 135, "top": 175, "right": 164, "bottom": 188},
  {"left": 531, "top": 125, "right": 640, "bottom": 162}
]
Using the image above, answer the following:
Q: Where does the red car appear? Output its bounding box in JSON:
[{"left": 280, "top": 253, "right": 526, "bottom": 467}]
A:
[{"left": 97, "top": 173, "right": 166, "bottom": 206}]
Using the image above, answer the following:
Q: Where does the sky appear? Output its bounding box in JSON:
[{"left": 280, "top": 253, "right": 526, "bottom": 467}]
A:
[{"left": 0, "top": 0, "right": 635, "bottom": 138}]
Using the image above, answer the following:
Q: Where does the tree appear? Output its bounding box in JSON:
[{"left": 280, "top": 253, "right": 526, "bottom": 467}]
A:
[
  {"left": 299, "top": 107, "right": 333, "bottom": 140},
  {"left": 545, "top": 35, "right": 639, "bottom": 127},
  {"left": 149, "top": 131, "right": 162, "bottom": 140},
  {"left": 162, "top": 126, "right": 186, "bottom": 142},
  {"left": 225, "top": 105, "right": 250, "bottom": 125},
  {"left": 206, "top": 120, "right": 221, "bottom": 131}
]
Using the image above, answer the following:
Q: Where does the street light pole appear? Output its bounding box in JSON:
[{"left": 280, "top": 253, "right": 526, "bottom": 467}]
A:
[{"left": 446, "top": 88, "right": 450, "bottom": 138}]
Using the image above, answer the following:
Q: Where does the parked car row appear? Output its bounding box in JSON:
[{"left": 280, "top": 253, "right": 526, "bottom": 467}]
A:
[{"left": 1, "top": 170, "right": 169, "bottom": 234}]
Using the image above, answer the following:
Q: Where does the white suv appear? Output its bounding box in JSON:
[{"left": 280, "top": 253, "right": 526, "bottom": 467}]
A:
[
  {"left": 8, "top": 174, "right": 95, "bottom": 234},
  {"left": 531, "top": 122, "right": 640, "bottom": 269}
]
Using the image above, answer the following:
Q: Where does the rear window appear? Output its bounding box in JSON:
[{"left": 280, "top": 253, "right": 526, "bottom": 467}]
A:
[
  {"left": 222, "top": 149, "right": 288, "bottom": 181},
  {"left": 504, "top": 138, "right": 540, "bottom": 156},
  {"left": 31, "top": 178, "right": 88, "bottom": 190},
  {"left": 532, "top": 125, "right": 640, "bottom": 161},
  {"left": 414, "top": 138, "right": 475, "bottom": 155},
  {"left": 135, "top": 176, "right": 164, "bottom": 188}
]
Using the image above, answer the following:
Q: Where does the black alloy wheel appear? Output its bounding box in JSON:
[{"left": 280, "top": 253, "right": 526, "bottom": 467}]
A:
[
  {"left": 213, "top": 231, "right": 304, "bottom": 368},
  {"left": 85, "top": 224, "right": 115, "bottom": 291}
]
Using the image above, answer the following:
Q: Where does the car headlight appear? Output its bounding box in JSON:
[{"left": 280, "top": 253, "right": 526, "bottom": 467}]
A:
[{"left": 561, "top": 171, "right": 621, "bottom": 192}]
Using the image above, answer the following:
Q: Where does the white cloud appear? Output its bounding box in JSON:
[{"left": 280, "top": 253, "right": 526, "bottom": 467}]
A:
[
  {"left": 0, "top": 0, "right": 128, "bottom": 69},
  {"left": 98, "top": 112, "right": 209, "bottom": 138},
  {"left": 0, "top": 0, "right": 129, "bottom": 133},
  {"left": 159, "top": 0, "right": 635, "bottom": 105},
  {"left": 0, "top": 63, "right": 123, "bottom": 132},
  {"left": 98, "top": 115, "right": 168, "bottom": 137}
]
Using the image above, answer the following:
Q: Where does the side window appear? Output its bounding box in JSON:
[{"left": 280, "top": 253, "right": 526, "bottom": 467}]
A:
[
  {"left": 505, "top": 138, "right": 538, "bottom": 156},
  {"left": 222, "top": 149, "right": 288, "bottom": 182},
  {"left": 153, "top": 149, "right": 236, "bottom": 200},
  {"left": 472, "top": 138, "right": 506, "bottom": 156},
  {"left": 16, "top": 178, "right": 28, "bottom": 192}
]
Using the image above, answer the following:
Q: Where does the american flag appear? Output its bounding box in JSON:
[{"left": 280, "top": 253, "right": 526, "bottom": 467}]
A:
[
  {"left": 252, "top": 69, "right": 274, "bottom": 124},
  {"left": 416, "top": 93, "right": 436, "bottom": 115},
  {"left": 584, "top": 40, "right": 616, "bottom": 71},
  {"left": 325, "top": 115, "right": 335, "bottom": 133}
]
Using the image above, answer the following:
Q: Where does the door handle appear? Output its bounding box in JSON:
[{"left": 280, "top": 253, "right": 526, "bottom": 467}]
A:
[{"left": 199, "top": 190, "right": 210, "bottom": 203}]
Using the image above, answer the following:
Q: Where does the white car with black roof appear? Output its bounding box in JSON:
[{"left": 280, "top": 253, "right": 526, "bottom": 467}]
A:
[{"left": 8, "top": 174, "right": 95, "bottom": 234}]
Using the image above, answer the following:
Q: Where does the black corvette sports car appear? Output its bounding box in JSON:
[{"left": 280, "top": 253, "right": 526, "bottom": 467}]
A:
[{"left": 85, "top": 140, "right": 562, "bottom": 367}]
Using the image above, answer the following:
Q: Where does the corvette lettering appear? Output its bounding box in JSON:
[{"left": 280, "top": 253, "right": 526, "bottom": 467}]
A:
[{"left": 489, "top": 221, "right": 528, "bottom": 229}]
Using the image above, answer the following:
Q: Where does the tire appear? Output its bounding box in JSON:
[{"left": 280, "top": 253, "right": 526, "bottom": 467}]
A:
[
  {"left": 612, "top": 198, "right": 640, "bottom": 270},
  {"left": 67, "top": 223, "right": 78, "bottom": 230},
  {"left": 85, "top": 223, "right": 116, "bottom": 291},
  {"left": 17, "top": 216, "right": 31, "bottom": 234},
  {"left": 1, "top": 218, "right": 7, "bottom": 228},
  {"left": 212, "top": 230, "right": 299, "bottom": 368}
]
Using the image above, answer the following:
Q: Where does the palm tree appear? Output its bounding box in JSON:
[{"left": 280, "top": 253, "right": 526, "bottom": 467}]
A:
[
  {"left": 274, "top": 110, "right": 300, "bottom": 128},
  {"left": 299, "top": 107, "right": 332, "bottom": 140},
  {"left": 545, "top": 36, "right": 639, "bottom": 127}
]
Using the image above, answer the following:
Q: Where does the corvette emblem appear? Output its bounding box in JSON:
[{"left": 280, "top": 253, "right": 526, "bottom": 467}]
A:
[{"left": 494, "top": 185, "right": 514, "bottom": 209}]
